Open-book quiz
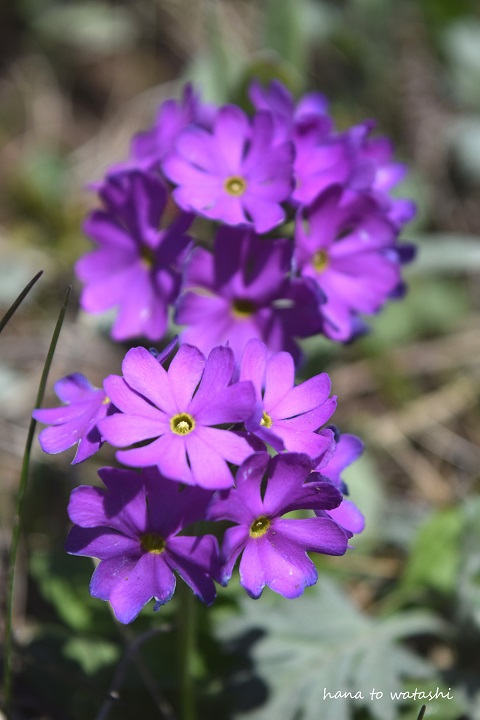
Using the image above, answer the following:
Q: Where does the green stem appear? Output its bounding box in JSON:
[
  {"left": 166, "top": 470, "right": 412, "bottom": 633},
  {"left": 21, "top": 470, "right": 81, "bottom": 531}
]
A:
[
  {"left": 3, "top": 285, "right": 71, "bottom": 717},
  {"left": 0, "top": 270, "right": 43, "bottom": 335},
  {"left": 177, "top": 583, "right": 196, "bottom": 720}
]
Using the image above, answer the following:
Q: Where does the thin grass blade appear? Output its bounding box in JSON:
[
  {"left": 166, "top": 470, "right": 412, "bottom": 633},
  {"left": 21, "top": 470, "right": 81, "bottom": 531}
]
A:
[
  {"left": 3, "top": 284, "right": 72, "bottom": 716},
  {"left": 0, "top": 270, "right": 43, "bottom": 335}
]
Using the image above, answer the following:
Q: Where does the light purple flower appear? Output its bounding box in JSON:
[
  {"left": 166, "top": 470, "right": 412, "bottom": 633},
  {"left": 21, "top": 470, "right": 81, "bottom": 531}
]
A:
[
  {"left": 208, "top": 452, "right": 348, "bottom": 598},
  {"left": 33, "top": 373, "right": 113, "bottom": 464},
  {"left": 98, "top": 344, "right": 258, "bottom": 489},
  {"left": 294, "top": 185, "right": 414, "bottom": 341},
  {"left": 162, "top": 105, "right": 294, "bottom": 233},
  {"left": 66, "top": 466, "right": 219, "bottom": 623},
  {"left": 76, "top": 170, "right": 192, "bottom": 341},
  {"left": 316, "top": 432, "right": 365, "bottom": 535},
  {"left": 175, "top": 226, "right": 323, "bottom": 363},
  {"left": 239, "top": 338, "right": 336, "bottom": 463}
]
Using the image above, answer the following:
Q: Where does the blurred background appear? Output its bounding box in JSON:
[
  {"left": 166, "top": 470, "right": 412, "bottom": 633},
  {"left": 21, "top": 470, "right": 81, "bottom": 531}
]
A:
[{"left": 1, "top": 0, "right": 480, "bottom": 718}]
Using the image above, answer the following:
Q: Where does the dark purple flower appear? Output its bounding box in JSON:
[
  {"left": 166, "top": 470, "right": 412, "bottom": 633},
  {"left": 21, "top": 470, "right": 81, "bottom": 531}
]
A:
[
  {"left": 175, "top": 226, "right": 323, "bottom": 363},
  {"left": 315, "top": 432, "right": 365, "bottom": 535},
  {"left": 98, "top": 344, "right": 258, "bottom": 489},
  {"left": 33, "top": 373, "right": 113, "bottom": 464},
  {"left": 208, "top": 452, "right": 348, "bottom": 598},
  {"left": 294, "top": 185, "right": 411, "bottom": 341},
  {"left": 66, "top": 466, "right": 219, "bottom": 623},
  {"left": 76, "top": 170, "right": 192, "bottom": 341},
  {"left": 239, "top": 338, "right": 336, "bottom": 463},
  {"left": 162, "top": 105, "right": 294, "bottom": 233}
]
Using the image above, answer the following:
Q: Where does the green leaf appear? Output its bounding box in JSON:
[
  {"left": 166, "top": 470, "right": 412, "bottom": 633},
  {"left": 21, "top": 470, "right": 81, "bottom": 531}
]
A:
[
  {"left": 401, "top": 507, "right": 463, "bottom": 595},
  {"left": 217, "top": 577, "right": 445, "bottom": 720},
  {"left": 33, "top": 1, "right": 138, "bottom": 54},
  {"left": 63, "top": 636, "right": 120, "bottom": 675}
]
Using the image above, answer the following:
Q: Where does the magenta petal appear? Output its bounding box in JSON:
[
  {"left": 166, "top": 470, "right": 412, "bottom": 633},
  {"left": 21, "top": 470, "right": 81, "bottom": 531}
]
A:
[
  {"left": 68, "top": 486, "right": 113, "bottom": 529},
  {"left": 258, "top": 532, "right": 318, "bottom": 598},
  {"left": 197, "top": 427, "right": 256, "bottom": 465},
  {"left": 122, "top": 346, "right": 177, "bottom": 414},
  {"left": 239, "top": 338, "right": 267, "bottom": 400},
  {"left": 218, "top": 525, "right": 249, "bottom": 584},
  {"left": 193, "top": 382, "right": 255, "bottom": 425},
  {"left": 90, "top": 555, "right": 138, "bottom": 601},
  {"left": 272, "top": 373, "right": 331, "bottom": 418},
  {"left": 188, "top": 346, "right": 235, "bottom": 414},
  {"left": 54, "top": 374, "right": 99, "bottom": 402},
  {"left": 327, "top": 499, "right": 365, "bottom": 535},
  {"left": 168, "top": 344, "right": 205, "bottom": 410},
  {"left": 239, "top": 539, "right": 266, "bottom": 598},
  {"left": 153, "top": 434, "right": 193, "bottom": 485},
  {"left": 103, "top": 375, "right": 164, "bottom": 418},
  {"left": 166, "top": 535, "right": 219, "bottom": 603},
  {"left": 108, "top": 553, "right": 175, "bottom": 623},
  {"left": 273, "top": 517, "right": 348, "bottom": 555},
  {"left": 99, "top": 413, "right": 167, "bottom": 447},
  {"left": 66, "top": 526, "right": 140, "bottom": 560},
  {"left": 185, "top": 433, "right": 234, "bottom": 489},
  {"left": 263, "top": 352, "right": 295, "bottom": 409},
  {"left": 261, "top": 453, "right": 313, "bottom": 517}
]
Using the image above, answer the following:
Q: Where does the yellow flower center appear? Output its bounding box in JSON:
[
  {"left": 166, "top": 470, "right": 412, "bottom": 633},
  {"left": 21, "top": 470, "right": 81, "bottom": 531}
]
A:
[
  {"left": 232, "top": 298, "right": 256, "bottom": 319},
  {"left": 140, "top": 245, "right": 156, "bottom": 269},
  {"left": 141, "top": 533, "right": 166, "bottom": 554},
  {"left": 249, "top": 516, "right": 271, "bottom": 539},
  {"left": 312, "top": 250, "right": 329, "bottom": 273},
  {"left": 170, "top": 412, "right": 196, "bottom": 435},
  {"left": 224, "top": 175, "right": 247, "bottom": 197},
  {"left": 102, "top": 395, "right": 110, "bottom": 405},
  {"left": 260, "top": 410, "right": 273, "bottom": 429}
]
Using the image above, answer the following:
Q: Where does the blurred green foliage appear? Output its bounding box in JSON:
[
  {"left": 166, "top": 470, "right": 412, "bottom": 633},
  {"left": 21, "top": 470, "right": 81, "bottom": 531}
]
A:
[{"left": 2, "top": 0, "right": 480, "bottom": 719}]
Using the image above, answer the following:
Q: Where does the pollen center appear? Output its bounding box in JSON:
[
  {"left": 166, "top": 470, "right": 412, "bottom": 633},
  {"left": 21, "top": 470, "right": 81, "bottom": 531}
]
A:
[
  {"left": 224, "top": 175, "right": 247, "bottom": 197},
  {"left": 141, "top": 533, "right": 166, "bottom": 554},
  {"left": 170, "top": 412, "right": 195, "bottom": 435},
  {"left": 260, "top": 410, "right": 273, "bottom": 428},
  {"left": 312, "top": 250, "right": 329, "bottom": 272},
  {"left": 249, "top": 516, "right": 271, "bottom": 539},
  {"left": 102, "top": 395, "right": 110, "bottom": 405},
  {"left": 140, "top": 244, "right": 156, "bottom": 268},
  {"left": 232, "top": 298, "right": 256, "bottom": 319}
]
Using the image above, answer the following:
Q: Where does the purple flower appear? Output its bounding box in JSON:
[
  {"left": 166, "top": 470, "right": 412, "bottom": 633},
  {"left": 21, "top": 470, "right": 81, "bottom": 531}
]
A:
[
  {"left": 208, "top": 452, "right": 348, "bottom": 598},
  {"left": 98, "top": 344, "right": 258, "bottom": 489},
  {"left": 239, "top": 338, "right": 336, "bottom": 463},
  {"left": 345, "top": 121, "right": 416, "bottom": 229},
  {"left": 162, "top": 105, "right": 294, "bottom": 233},
  {"left": 76, "top": 170, "right": 192, "bottom": 341},
  {"left": 294, "top": 185, "right": 413, "bottom": 341},
  {"left": 66, "top": 466, "right": 219, "bottom": 623},
  {"left": 130, "top": 84, "right": 216, "bottom": 170},
  {"left": 33, "top": 373, "right": 113, "bottom": 464},
  {"left": 316, "top": 432, "right": 365, "bottom": 535},
  {"left": 175, "top": 226, "right": 323, "bottom": 363},
  {"left": 248, "top": 78, "right": 329, "bottom": 144}
]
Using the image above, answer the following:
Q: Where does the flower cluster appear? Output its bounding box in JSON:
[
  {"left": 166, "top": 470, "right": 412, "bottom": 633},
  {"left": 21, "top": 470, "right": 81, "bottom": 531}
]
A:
[
  {"left": 77, "top": 79, "right": 415, "bottom": 356},
  {"left": 35, "top": 339, "right": 364, "bottom": 622},
  {"left": 33, "top": 78, "right": 416, "bottom": 622}
]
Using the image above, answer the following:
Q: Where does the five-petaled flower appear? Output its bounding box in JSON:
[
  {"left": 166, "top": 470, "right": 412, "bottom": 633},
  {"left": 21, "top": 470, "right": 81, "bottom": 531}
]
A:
[
  {"left": 66, "top": 466, "right": 219, "bottom": 623},
  {"left": 208, "top": 452, "right": 349, "bottom": 598},
  {"left": 99, "top": 344, "right": 258, "bottom": 488}
]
